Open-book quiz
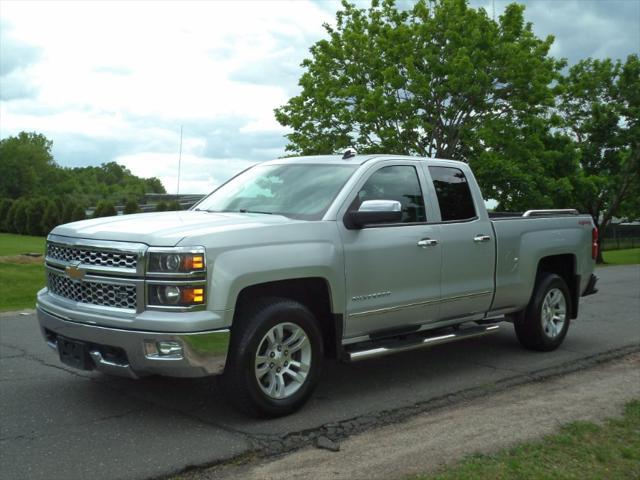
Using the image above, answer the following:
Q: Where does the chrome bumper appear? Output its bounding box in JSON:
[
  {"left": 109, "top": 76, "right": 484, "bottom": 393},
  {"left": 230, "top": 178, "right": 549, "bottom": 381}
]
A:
[{"left": 37, "top": 306, "right": 230, "bottom": 379}]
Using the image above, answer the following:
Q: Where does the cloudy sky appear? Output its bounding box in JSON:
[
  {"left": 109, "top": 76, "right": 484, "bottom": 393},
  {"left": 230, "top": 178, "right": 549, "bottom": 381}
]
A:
[{"left": 1, "top": 0, "right": 638, "bottom": 194}]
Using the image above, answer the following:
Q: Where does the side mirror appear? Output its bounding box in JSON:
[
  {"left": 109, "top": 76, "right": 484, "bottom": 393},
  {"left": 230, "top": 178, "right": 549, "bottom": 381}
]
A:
[{"left": 344, "top": 200, "right": 402, "bottom": 229}]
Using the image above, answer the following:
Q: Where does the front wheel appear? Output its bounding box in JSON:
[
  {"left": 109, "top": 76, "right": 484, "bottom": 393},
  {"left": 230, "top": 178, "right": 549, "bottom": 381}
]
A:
[
  {"left": 514, "top": 273, "right": 571, "bottom": 351},
  {"left": 221, "top": 298, "right": 323, "bottom": 418}
]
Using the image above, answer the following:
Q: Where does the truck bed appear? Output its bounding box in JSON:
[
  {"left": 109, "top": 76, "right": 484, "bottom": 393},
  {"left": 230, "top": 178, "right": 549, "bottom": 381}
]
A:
[{"left": 488, "top": 212, "right": 594, "bottom": 317}]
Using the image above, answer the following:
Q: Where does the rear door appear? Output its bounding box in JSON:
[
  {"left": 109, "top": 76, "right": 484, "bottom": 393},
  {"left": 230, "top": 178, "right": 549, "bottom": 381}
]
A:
[
  {"left": 424, "top": 164, "right": 495, "bottom": 320},
  {"left": 338, "top": 160, "right": 442, "bottom": 338}
]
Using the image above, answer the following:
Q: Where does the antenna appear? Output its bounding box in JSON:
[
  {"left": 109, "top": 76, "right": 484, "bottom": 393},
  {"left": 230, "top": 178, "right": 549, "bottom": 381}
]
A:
[{"left": 176, "top": 125, "right": 183, "bottom": 197}]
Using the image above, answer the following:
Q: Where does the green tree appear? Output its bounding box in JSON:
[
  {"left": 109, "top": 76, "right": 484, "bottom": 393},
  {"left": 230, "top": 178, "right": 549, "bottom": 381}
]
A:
[
  {"left": 59, "top": 197, "right": 74, "bottom": 224},
  {"left": 41, "top": 200, "right": 61, "bottom": 235},
  {"left": 93, "top": 201, "right": 116, "bottom": 218},
  {"left": 12, "top": 198, "right": 29, "bottom": 234},
  {"left": 123, "top": 198, "right": 140, "bottom": 214},
  {"left": 276, "top": 0, "right": 562, "bottom": 166},
  {"left": 3, "top": 200, "right": 18, "bottom": 232},
  {"left": 0, "top": 198, "right": 13, "bottom": 231},
  {"left": 70, "top": 204, "right": 86, "bottom": 222},
  {"left": 155, "top": 201, "right": 168, "bottom": 212},
  {"left": 0, "top": 132, "right": 56, "bottom": 199},
  {"left": 26, "top": 197, "right": 48, "bottom": 236},
  {"left": 0, "top": 131, "right": 166, "bottom": 206},
  {"left": 556, "top": 54, "right": 640, "bottom": 261}
]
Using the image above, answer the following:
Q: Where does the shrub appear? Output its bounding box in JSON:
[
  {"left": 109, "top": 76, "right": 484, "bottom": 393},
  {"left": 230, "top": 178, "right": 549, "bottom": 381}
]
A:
[
  {"left": 0, "top": 198, "right": 14, "bottom": 231},
  {"left": 59, "top": 197, "right": 74, "bottom": 224},
  {"left": 124, "top": 198, "right": 140, "bottom": 214},
  {"left": 155, "top": 201, "right": 168, "bottom": 212},
  {"left": 12, "top": 199, "right": 29, "bottom": 234},
  {"left": 166, "top": 200, "right": 181, "bottom": 211},
  {"left": 3, "top": 201, "right": 18, "bottom": 233},
  {"left": 70, "top": 204, "right": 86, "bottom": 222},
  {"left": 93, "top": 200, "right": 116, "bottom": 218},
  {"left": 41, "top": 200, "right": 61, "bottom": 235},
  {"left": 26, "top": 197, "right": 49, "bottom": 235}
]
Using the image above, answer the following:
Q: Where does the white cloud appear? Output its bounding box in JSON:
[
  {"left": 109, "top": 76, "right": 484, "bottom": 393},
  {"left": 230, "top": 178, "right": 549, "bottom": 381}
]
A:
[
  {"left": 117, "top": 151, "right": 257, "bottom": 195},
  {"left": 1, "top": 0, "right": 637, "bottom": 198},
  {"left": 0, "top": 0, "right": 333, "bottom": 190}
]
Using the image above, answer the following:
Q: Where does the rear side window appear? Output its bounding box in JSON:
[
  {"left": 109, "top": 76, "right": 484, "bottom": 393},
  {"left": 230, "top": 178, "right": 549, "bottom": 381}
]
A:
[
  {"left": 429, "top": 166, "right": 476, "bottom": 222},
  {"left": 350, "top": 165, "right": 427, "bottom": 223}
]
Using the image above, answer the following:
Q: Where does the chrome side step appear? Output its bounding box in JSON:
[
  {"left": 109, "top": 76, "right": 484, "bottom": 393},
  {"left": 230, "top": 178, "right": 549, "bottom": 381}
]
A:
[{"left": 346, "top": 324, "right": 500, "bottom": 362}]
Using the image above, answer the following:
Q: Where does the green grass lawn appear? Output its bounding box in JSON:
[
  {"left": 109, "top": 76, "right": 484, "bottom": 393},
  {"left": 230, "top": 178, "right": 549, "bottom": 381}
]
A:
[
  {"left": 0, "top": 232, "right": 46, "bottom": 256},
  {"left": 601, "top": 248, "right": 640, "bottom": 266},
  {"left": 417, "top": 400, "right": 640, "bottom": 480},
  {"left": 0, "top": 263, "right": 45, "bottom": 311},
  {"left": 0, "top": 233, "right": 46, "bottom": 311}
]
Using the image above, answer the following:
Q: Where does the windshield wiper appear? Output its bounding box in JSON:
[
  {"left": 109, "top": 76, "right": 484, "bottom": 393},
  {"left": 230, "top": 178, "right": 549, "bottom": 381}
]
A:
[{"left": 238, "top": 209, "right": 273, "bottom": 215}]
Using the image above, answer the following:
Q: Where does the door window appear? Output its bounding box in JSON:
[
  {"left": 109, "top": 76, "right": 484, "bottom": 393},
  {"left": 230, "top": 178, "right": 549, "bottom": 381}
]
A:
[
  {"left": 429, "top": 166, "right": 476, "bottom": 221},
  {"left": 350, "top": 166, "right": 426, "bottom": 223}
]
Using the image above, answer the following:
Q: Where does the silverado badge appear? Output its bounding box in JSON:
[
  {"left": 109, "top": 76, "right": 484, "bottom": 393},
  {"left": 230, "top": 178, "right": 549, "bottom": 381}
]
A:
[{"left": 65, "top": 262, "right": 85, "bottom": 281}]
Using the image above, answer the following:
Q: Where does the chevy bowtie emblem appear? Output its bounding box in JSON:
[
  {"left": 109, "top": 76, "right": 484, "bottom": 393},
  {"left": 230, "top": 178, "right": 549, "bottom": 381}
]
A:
[{"left": 65, "top": 262, "right": 85, "bottom": 281}]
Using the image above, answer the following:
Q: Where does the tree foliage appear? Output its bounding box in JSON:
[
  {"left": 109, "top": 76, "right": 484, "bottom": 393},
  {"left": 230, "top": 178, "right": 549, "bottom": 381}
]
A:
[
  {"left": 124, "top": 198, "right": 141, "bottom": 214},
  {"left": 93, "top": 201, "right": 116, "bottom": 218},
  {"left": 26, "top": 198, "right": 49, "bottom": 236},
  {"left": 41, "top": 200, "right": 61, "bottom": 235},
  {"left": 0, "top": 132, "right": 166, "bottom": 205},
  {"left": 276, "top": 0, "right": 562, "bottom": 186},
  {"left": 11, "top": 199, "right": 29, "bottom": 234},
  {"left": 0, "top": 198, "right": 13, "bottom": 229},
  {"left": 276, "top": 0, "right": 639, "bottom": 261},
  {"left": 556, "top": 54, "right": 640, "bottom": 258},
  {"left": 0, "top": 132, "right": 56, "bottom": 199}
]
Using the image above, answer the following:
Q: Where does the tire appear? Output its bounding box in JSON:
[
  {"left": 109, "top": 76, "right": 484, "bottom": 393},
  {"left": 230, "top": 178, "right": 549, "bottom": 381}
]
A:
[
  {"left": 220, "top": 297, "right": 323, "bottom": 418},
  {"left": 514, "top": 273, "right": 571, "bottom": 352}
]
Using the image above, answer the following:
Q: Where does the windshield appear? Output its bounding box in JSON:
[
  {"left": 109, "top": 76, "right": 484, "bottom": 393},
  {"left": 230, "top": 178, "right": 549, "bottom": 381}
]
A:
[{"left": 194, "top": 164, "right": 358, "bottom": 220}]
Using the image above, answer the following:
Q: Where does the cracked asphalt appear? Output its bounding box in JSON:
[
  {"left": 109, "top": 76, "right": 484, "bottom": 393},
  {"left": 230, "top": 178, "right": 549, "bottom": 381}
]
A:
[{"left": 1, "top": 265, "right": 638, "bottom": 480}]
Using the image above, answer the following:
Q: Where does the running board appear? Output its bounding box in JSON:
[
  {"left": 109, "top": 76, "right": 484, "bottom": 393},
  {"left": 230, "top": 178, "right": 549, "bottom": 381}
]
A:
[{"left": 346, "top": 324, "right": 500, "bottom": 362}]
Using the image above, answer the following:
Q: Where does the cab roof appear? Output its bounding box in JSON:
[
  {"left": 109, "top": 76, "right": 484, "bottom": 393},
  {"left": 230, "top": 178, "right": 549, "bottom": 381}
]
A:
[{"left": 262, "top": 154, "right": 465, "bottom": 168}]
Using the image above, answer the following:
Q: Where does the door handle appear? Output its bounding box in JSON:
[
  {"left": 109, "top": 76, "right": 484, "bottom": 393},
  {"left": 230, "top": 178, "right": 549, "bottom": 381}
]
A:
[
  {"left": 417, "top": 238, "right": 439, "bottom": 248},
  {"left": 473, "top": 234, "right": 491, "bottom": 243}
]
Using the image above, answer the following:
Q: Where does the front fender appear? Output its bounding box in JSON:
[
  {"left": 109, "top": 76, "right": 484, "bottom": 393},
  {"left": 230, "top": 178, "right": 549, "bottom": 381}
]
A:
[{"left": 209, "top": 242, "right": 344, "bottom": 319}]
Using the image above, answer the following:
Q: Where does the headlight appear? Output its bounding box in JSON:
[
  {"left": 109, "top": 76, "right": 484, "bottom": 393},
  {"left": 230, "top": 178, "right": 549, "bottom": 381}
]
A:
[
  {"left": 148, "top": 285, "right": 205, "bottom": 307},
  {"left": 147, "top": 247, "right": 206, "bottom": 274}
]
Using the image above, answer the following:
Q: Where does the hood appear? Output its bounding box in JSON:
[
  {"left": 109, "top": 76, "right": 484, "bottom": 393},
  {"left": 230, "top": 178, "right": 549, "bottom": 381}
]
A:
[{"left": 51, "top": 211, "right": 298, "bottom": 246}]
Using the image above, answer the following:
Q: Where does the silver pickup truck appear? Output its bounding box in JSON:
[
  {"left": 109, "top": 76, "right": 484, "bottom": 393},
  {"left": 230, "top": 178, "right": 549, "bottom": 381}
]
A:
[{"left": 36, "top": 152, "right": 598, "bottom": 417}]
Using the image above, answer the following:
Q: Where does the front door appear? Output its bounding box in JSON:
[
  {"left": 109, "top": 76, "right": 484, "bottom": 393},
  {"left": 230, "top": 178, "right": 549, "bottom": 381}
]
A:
[{"left": 338, "top": 162, "right": 442, "bottom": 339}]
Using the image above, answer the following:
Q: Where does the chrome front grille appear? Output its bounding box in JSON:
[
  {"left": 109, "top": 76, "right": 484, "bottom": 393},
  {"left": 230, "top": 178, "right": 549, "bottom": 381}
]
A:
[
  {"left": 47, "top": 271, "right": 137, "bottom": 310},
  {"left": 47, "top": 243, "right": 138, "bottom": 269}
]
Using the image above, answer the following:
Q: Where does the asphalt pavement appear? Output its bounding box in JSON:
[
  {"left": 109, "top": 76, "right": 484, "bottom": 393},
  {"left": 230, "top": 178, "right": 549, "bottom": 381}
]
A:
[{"left": 1, "top": 265, "right": 638, "bottom": 480}]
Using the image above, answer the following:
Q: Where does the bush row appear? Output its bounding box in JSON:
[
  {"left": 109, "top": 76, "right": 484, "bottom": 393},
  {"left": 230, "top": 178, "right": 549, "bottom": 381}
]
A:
[
  {"left": 0, "top": 197, "right": 182, "bottom": 236},
  {"left": 0, "top": 197, "right": 86, "bottom": 236}
]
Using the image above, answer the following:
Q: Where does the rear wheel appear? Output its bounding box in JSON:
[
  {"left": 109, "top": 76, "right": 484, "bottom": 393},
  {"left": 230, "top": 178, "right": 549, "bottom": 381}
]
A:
[
  {"left": 514, "top": 273, "right": 571, "bottom": 351},
  {"left": 221, "top": 297, "right": 323, "bottom": 417}
]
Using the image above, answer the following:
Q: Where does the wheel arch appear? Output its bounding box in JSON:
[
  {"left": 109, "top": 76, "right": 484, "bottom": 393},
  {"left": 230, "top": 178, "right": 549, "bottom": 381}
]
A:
[
  {"left": 536, "top": 254, "right": 579, "bottom": 319},
  {"left": 233, "top": 278, "right": 343, "bottom": 359}
]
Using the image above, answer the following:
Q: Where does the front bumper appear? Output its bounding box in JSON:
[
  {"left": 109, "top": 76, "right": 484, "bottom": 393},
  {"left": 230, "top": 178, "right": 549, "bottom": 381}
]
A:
[{"left": 37, "top": 306, "right": 230, "bottom": 379}]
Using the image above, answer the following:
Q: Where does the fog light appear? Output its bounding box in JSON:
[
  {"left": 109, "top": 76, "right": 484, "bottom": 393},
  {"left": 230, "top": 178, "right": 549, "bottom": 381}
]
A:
[
  {"left": 144, "top": 340, "right": 159, "bottom": 357},
  {"left": 157, "top": 341, "right": 183, "bottom": 356}
]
